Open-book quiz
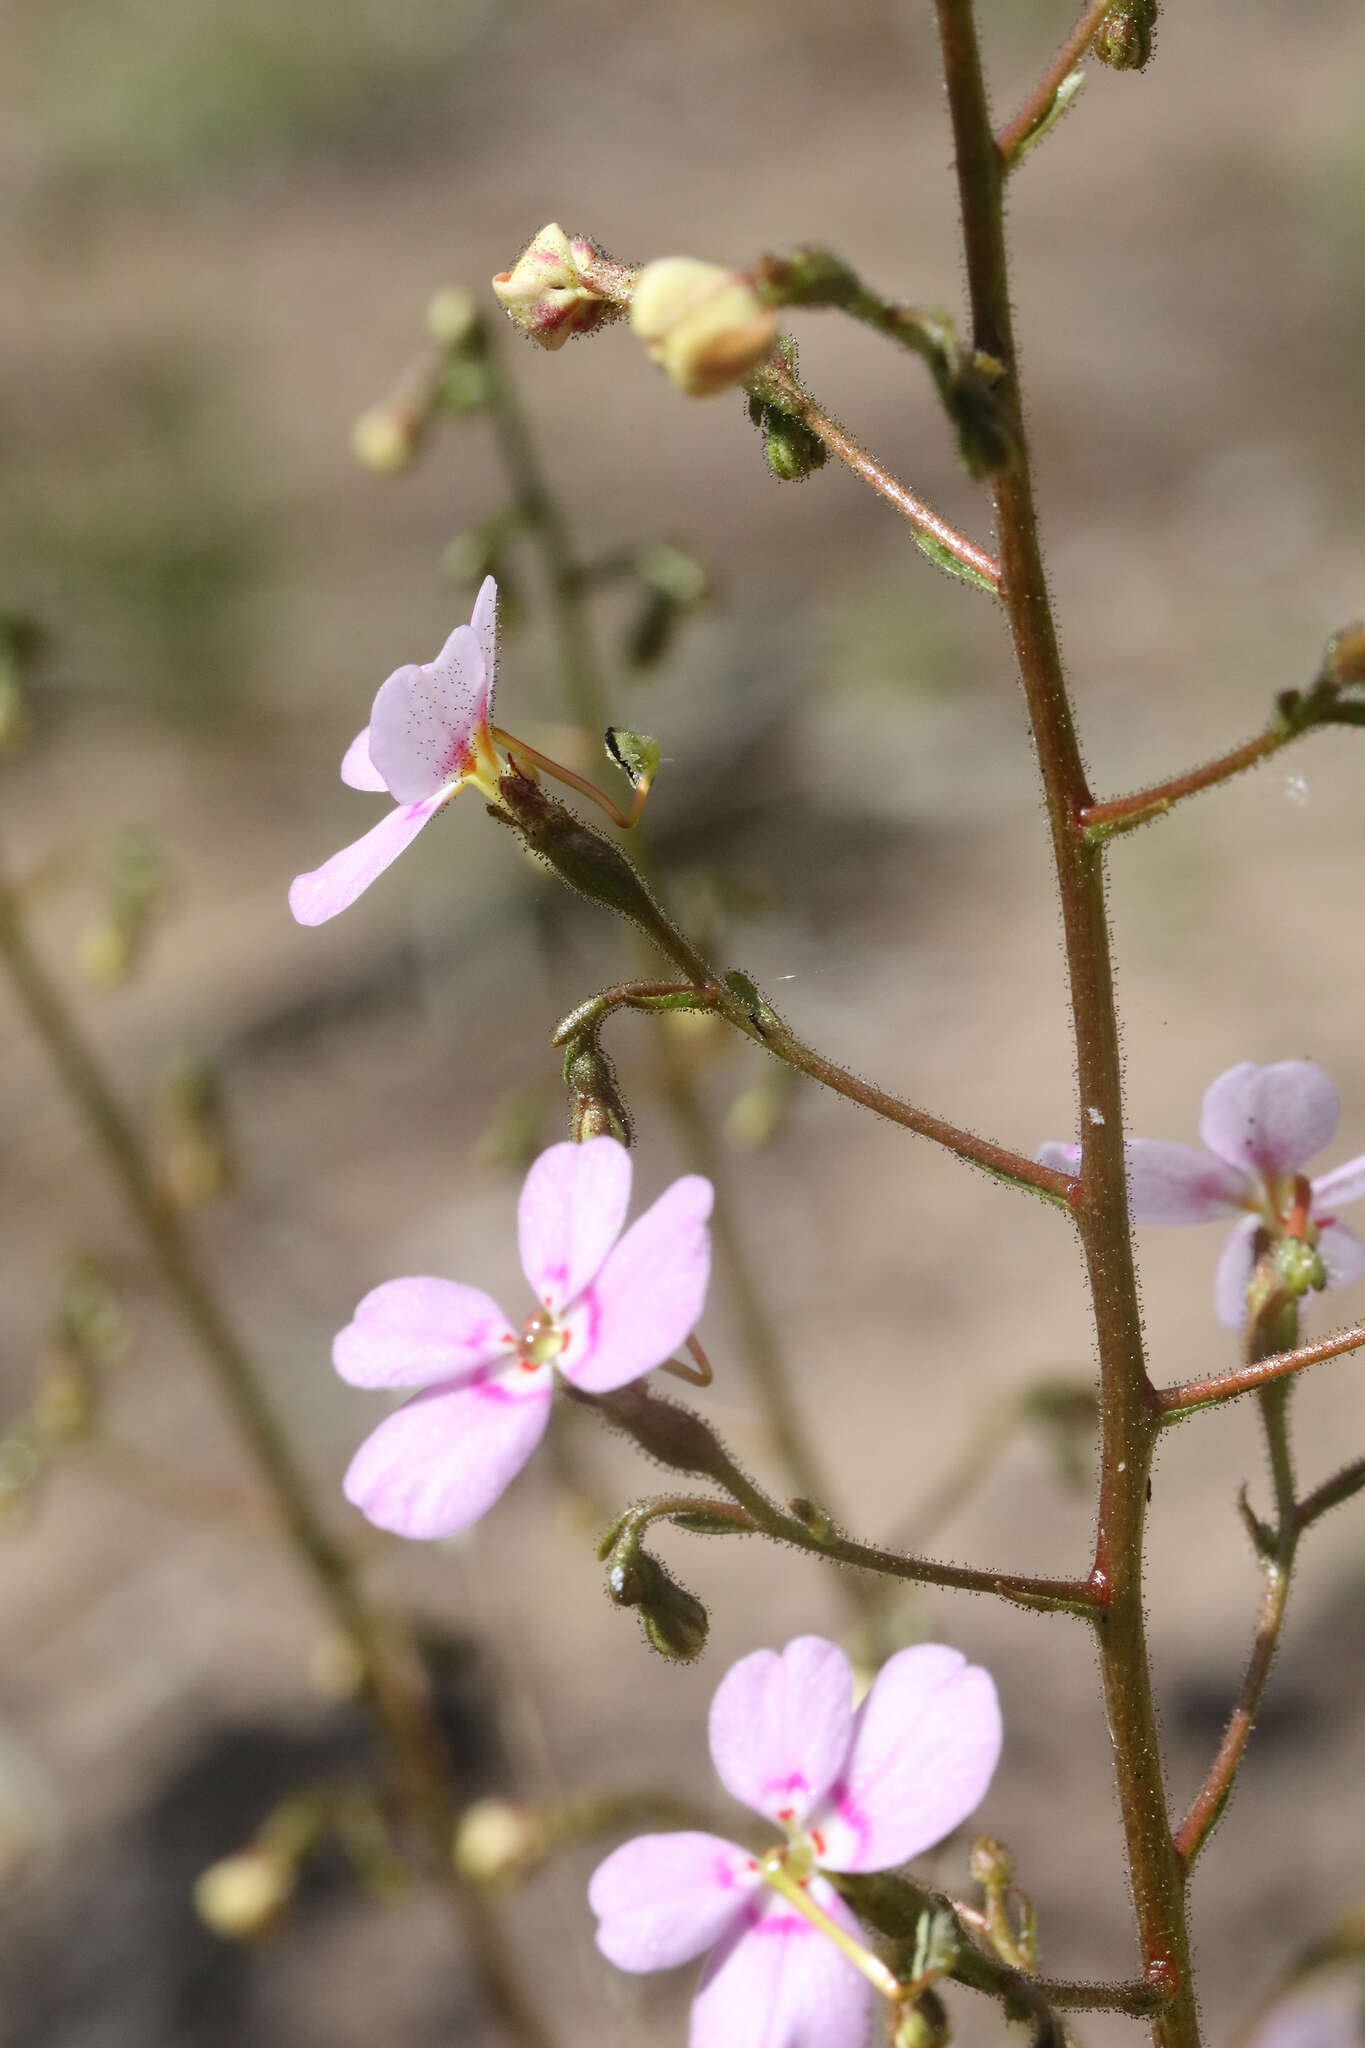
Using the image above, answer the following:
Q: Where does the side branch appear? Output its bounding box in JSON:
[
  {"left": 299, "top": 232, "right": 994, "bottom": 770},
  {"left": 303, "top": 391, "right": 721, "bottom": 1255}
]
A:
[
  {"left": 552, "top": 980, "right": 1077, "bottom": 1208},
  {"left": 589, "top": 1384, "right": 1099, "bottom": 1616},
  {"left": 1079, "top": 649, "right": 1365, "bottom": 842},
  {"left": 995, "top": 1, "right": 1111, "bottom": 168},
  {"left": 747, "top": 353, "right": 1002, "bottom": 594},
  {"left": 1156, "top": 1319, "right": 1365, "bottom": 1419}
]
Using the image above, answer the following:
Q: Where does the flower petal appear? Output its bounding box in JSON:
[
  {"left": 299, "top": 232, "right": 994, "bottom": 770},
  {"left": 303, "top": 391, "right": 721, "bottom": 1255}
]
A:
[
  {"left": 560, "top": 1174, "right": 713, "bottom": 1394},
  {"left": 288, "top": 796, "right": 444, "bottom": 926},
  {"left": 368, "top": 624, "right": 491, "bottom": 804},
  {"left": 340, "top": 725, "right": 387, "bottom": 791},
  {"left": 333, "top": 1277, "right": 516, "bottom": 1389},
  {"left": 517, "top": 1137, "right": 633, "bottom": 1317},
  {"left": 1319, "top": 1220, "right": 1365, "bottom": 1295},
  {"left": 690, "top": 1882, "right": 873, "bottom": 2048},
  {"left": 1036, "top": 1141, "right": 1249, "bottom": 1221},
  {"left": 1123, "top": 1140, "right": 1252, "bottom": 1223},
  {"left": 470, "top": 574, "right": 499, "bottom": 696},
  {"left": 1215, "top": 1214, "right": 1261, "bottom": 1329},
  {"left": 809, "top": 1644, "right": 1001, "bottom": 1873},
  {"left": 708, "top": 1638, "right": 854, "bottom": 1832},
  {"left": 588, "top": 1832, "right": 758, "bottom": 1972},
  {"left": 1312, "top": 1152, "right": 1365, "bottom": 1213},
  {"left": 1036, "top": 1141, "right": 1079, "bottom": 1176},
  {"left": 1200, "top": 1062, "right": 1340, "bottom": 1176},
  {"left": 342, "top": 1365, "right": 552, "bottom": 1538}
]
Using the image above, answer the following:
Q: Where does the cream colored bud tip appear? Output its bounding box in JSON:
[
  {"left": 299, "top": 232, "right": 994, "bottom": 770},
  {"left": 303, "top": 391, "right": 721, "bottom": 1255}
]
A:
[
  {"left": 194, "top": 1849, "right": 295, "bottom": 1939},
  {"left": 629, "top": 257, "right": 779, "bottom": 398},
  {"left": 351, "top": 407, "right": 414, "bottom": 474},
  {"left": 454, "top": 1798, "right": 547, "bottom": 1887},
  {"left": 426, "top": 287, "right": 479, "bottom": 350}
]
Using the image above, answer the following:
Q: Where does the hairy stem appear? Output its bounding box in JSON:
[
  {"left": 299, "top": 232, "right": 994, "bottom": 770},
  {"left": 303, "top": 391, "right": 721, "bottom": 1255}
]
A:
[
  {"left": 995, "top": 0, "right": 1112, "bottom": 167},
  {"left": 0, "top": 863, "right": 549, "bottom": 2048},
  {"left": 1156, "top": 1317, "right": 1365, "bottom": 1418},
  {"left": 1174, "top": 1373, "right": 1298, "bottom": 1872},
  {"left": 751, "top": 353, "right": 1002, "bottom": 592},
  {"left": 555, "top": 981, "right": 1076, "bottom": 1207},
  {"left": 590, "top": 1385, "right": 1099, "bottom": 1615},
  {"left": 932, "top": 3, "right": 1198, "bottom": 2035},
  {"left": 1080, "top": 727, "right": 1298, "bottom": 841}
]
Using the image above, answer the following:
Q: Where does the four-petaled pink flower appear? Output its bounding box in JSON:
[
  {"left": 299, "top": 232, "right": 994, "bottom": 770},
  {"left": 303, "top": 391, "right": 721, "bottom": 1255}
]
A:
[
  {"left": 589, "top": 1635, "right": 1001, "bottom": 2048},
  {"left": 334, "top": 1137, "right": 713, "bottom": 1537},
  {"left": 289, "top": 577, "right": 504, "bottom": 927},
  {"left": 1040, "top": 1061, "right": 1365, "bottom": 1328}
]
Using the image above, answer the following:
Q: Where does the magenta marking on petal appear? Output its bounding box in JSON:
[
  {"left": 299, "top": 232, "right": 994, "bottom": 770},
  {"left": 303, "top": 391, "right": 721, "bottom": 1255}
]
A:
[{"left": 829, "top": 1782, "right": 872, "bottom": 1858}]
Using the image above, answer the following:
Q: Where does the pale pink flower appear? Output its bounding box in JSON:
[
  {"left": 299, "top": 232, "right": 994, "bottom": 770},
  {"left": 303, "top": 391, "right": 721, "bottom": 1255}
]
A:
[
  {"left": 1040, "top": 1061, "right": 1365, "bottom": 1328},
  {"left": 589, "top": 1636, "right": 1001, "bottom": 2048},
  {"left": 335, "top": 1138, "right": 712, "bottom": 1538},
  {"left": 289, "top": 577, "right": 503, "bottom": 927}
]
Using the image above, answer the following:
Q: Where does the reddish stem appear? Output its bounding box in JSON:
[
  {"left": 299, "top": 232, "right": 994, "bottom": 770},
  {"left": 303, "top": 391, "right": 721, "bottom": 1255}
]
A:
[
  {"left": 995, "top": 0, "right": 1113, "bottom": 166},
  {"left": 1157, "top": 1319, "right": 1365, "bottom": 1418}
]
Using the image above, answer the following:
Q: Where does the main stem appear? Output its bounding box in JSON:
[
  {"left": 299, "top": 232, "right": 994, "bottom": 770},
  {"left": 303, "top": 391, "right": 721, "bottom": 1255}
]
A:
[
  {"left": 0, "top": 867, "right": 549, "bottom": 2048},
  {"left": 932, "top": 7, "right": 1198, "bottom": 2039}
]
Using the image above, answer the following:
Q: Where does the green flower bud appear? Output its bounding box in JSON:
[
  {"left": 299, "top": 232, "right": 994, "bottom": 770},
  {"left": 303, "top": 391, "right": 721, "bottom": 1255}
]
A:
[
  {"left": 562, "top": 1033, "right": 633, "bottom": 1147},
  {"left": 1092, "top": 0, "right": 1158, "bottom": 70},
  {"left": 763, "top": 411, "right": 827, "bottom": 482}
]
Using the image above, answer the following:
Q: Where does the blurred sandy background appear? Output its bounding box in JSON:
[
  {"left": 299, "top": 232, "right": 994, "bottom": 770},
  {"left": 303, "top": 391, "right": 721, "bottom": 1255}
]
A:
[{"left": 2, "top": 0, "right": 1364, "bottom": 2042}]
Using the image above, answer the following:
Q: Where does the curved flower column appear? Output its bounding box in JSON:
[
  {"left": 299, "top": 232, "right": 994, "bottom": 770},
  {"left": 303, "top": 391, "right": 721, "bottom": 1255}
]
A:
[
  {"left": 590, "top": 1635, "right": 1002, "bottom": 2048},
  {"left": 1040, "top": 1061, "right": 1365, "bottom": 1327}
]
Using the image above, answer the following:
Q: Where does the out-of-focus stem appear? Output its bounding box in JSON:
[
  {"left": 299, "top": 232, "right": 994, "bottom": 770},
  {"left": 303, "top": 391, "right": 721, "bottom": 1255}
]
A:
[
  {"left": 0, "top": 861, "right": 550, "bottom": 2048},
  {"left": 932, "top": 4, "right": 1198, "bottom": 2037},
  {"left": 480, "top": 335, "right": 841, "bottom": 1519}
]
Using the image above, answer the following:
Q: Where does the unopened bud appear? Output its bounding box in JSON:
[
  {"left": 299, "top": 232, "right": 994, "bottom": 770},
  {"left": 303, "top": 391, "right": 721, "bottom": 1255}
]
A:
[
  {"left": 1322, "top": 621, "right": 1365, "bottom": 688},
  {"left": 892, "top": 1991, "right": 951, "bottom": 2048},
  {"left": 31, "top": 1351, "right": 95, "bottom": 1447},
  {"left": 563, "top": 1034, "right": 633, "bottom": 1148},
  {"left": 1092, "top": 0, "right": 1158, "bottom": 69},
  {"left": 454, "top": 1798, "right": 550, "bottom": 1888},
  {"left": 194, "top": 1848, "right": 295, "bottom": 1940},
  {"left": 969, "top": 1835, "right": 1014, "bottom": 1890},
  {"left": 492, "top": 224, "right": 623, "bottom": 351},
  {"left": 352, "top": 403, "right": 422, "bottom": 474},
  {"left": 631, "top": 258, "right": 779, "bottom": 398},
  {"left": 762, "top": 410, "right": 827, "bottom": 481},
  {"left": 426, "top": 286, "right": 482, "bottom": 353}
]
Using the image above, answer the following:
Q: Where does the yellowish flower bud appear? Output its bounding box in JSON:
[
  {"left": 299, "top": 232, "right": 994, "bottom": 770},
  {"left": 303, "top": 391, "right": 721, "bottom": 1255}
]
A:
[
  {"left": 194, "top": 1848, "right": 295, "bottom": 1940},
  {"left": 491, "top": 224, "right": 619, "bottom": 351},
  {"left": 453, "top": 1798, "right": 550, "bottom": 1888},
  {"left": 351, "top": 403, "right": 421, "bottom": 474},
  {"left": 630, "top": 258, "right": 779, "bottom": 398}
]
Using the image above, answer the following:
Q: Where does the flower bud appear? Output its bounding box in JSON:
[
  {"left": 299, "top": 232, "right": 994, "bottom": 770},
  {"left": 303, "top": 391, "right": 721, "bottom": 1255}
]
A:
[
  {"left": 1092, "top": 0, "right": 1158, "bottom": 70},
  {"left": 563, "top": 1033, "right": 633, "bottom": 1147},
  {"left": 492, "top": 224, "right": 622, "bottom": 351},
  {"left": 762, "top": 410, "right": 827, "bottom": 481},
  {"left": 454, "top": 1798, "right": 551, "bottom": 1888},
  {"left": 630, "top": 258, "right": 780, "bottom": 398},
  {"left": 892, "top": 1991, "right": 951, "bottom": 2048},
  {"left": 426, "top": 286, "right": 482, "bottom": 353},
  {"left": 194, "top": 1848, "right": 295, "bottom": 1940},
  {"left": 352, "top": 403, "right": 424, "bottom": 474}
]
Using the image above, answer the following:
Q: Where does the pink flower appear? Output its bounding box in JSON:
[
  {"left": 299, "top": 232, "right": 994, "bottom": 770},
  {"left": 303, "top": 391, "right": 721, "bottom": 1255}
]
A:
[
  {"left": 289, "top": 578, "right": 504, "bottom": 927},
  {"left": 1040, "top": 1061, "right": 1365, "bottom": 1328},
  {"left": 589, "top": 1636, "right": 1001, "bottom": 2048},
  {"left": 335, "top": 1137, "right": 712, "bottom": 1538}
]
